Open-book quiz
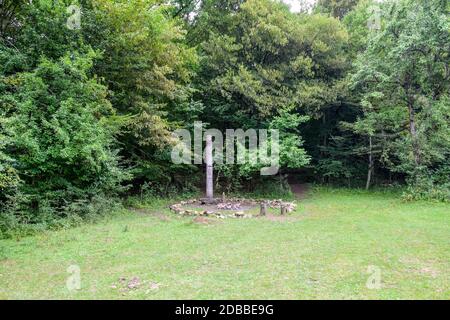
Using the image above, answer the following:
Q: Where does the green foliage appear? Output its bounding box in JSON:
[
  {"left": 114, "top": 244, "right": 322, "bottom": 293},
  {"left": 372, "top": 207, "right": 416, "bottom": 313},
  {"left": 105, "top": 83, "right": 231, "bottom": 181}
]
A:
[
  {"left": 198, "top": 0, "right": 349, "bottom": 128},
  {"left": 193, "top": 0, "right": 350, "bottom": 186},
  {"left": 0, "top": 50, "right": 128, "bottom": 233},
  {"left": 343, "top": 0, "right": 379, "bottom": 55},
  {"left": 350, "top": 0, "right": 450, "bottom": 200},
  {"left": 316, "top": 0, "right": 361, "bottom": 19},
  {"left": 269, "top": 112, "right": 311, "bottom": 169},
  {"left": 84, "top": 0, "right": 198, "bottom": 147},
  {"left": 403, "top": 170, "right": 450, "bottom": 202},
  {"left": 81, "top": 0, "right": 201, "bottom": 187},
  {"left": 0, "top": 143, "right": 20, "bottom": 206}
]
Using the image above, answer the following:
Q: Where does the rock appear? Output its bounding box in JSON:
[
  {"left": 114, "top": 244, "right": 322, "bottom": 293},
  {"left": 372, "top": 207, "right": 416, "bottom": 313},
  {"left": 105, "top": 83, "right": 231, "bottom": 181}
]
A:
[
  {"left": 149, "top": 282, "right": 160, "bottom": 290},
  {"left": 127, "top": 277, "right": 141, "bottom": 290},
  {"left": 119, "top": 276, "right": 126, "bottom": 283},
  {"left": 234, "top": 211, "right": 244, "bottom": 217},
  {"left": 217, "top": 202, "right": 241, "bottom": 210}
]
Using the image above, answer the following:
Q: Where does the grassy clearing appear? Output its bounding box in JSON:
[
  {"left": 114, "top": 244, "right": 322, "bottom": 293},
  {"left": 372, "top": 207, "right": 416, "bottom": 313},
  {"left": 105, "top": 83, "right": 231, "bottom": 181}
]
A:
[{"left": 0, "top": 187, "right": 448, "bottom": 299}]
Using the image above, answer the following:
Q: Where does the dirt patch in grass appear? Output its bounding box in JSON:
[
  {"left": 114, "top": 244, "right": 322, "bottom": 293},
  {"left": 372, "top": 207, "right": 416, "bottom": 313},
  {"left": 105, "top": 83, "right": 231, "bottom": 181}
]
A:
[
  {"left": 289, "top": 183, "right": 309, "bottom": 199},
  {"left": 192, "top": 216, "right": 221, "bottom": 225},
  {"left": 110, "top": 276, "right": 161, "bottom": 295},
  {"left": 399, "top": 256, "right": 441, "bottom": 278},
  {"left": 419, "top": 267, "right": 439, "bottom": 278}
]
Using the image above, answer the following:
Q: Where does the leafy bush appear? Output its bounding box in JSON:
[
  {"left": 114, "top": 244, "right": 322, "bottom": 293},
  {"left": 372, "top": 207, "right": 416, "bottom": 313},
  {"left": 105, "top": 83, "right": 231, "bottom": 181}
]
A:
[
  {"left": 402, "top": 169, "right": 450, "bottom": 202},
  {"left": 0, "top": 50, "right": 129, "bottom": 236}
]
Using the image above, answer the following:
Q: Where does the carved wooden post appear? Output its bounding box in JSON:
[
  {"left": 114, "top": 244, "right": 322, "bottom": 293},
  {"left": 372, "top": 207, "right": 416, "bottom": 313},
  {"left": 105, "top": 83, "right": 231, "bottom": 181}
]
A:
[
  {"left": 260, "top": 202, "right": 267, "bottom": 216},
  {"left": 280, "top": 204, "right": 286, "bottom": 215},
  {"left": 205, "top": 135, "right": 213, "bottom": 201}
]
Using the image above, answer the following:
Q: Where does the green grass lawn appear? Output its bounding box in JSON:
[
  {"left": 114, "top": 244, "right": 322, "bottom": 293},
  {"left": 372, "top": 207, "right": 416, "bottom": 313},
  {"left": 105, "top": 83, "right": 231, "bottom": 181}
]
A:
[{"left": 0, "top": 187, "right": 449, "bottom": 299}]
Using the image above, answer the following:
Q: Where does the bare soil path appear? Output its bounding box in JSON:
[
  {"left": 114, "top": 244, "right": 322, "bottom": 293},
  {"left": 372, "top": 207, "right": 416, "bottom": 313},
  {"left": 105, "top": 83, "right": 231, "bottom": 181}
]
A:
[{"left": 289, "top": 183, "right": 309, "bottom": 199}]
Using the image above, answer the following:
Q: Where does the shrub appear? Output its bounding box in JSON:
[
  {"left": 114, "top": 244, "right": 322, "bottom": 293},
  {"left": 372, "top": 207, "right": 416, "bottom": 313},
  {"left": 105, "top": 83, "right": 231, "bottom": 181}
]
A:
[{"left": 0, "top": 50, "right": 129, "bottom": 236}]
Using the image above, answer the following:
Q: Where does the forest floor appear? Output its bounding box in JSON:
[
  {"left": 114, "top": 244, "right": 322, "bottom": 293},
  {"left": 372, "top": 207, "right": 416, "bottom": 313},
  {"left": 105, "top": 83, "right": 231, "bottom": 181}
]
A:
[{"left": 0, "top": 187, "right": 449, "bottom": 299}]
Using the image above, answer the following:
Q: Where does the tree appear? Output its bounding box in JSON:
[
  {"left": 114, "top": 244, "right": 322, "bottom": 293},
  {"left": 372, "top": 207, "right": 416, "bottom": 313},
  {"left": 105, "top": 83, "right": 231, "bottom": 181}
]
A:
[
  {"left": 316, "top": 0, "right": 361, "bottom": 19},
  {"left": 192, "top": 0, "right": 350, "bottom": 186},
  {"left": 343, "top": 0, "right": 380, "bottom": 56},
  {"left": 0, "top": 0, "right": 26, "bottom": 40},
  {"left": 197, "top": 0, "right": 348, "bottom": 127},
  {"left": 80, "top": 0, "right": 199, "bottom": 188},
  {"left": 351, "top": 0, "right": 450, "bottom": 198}
]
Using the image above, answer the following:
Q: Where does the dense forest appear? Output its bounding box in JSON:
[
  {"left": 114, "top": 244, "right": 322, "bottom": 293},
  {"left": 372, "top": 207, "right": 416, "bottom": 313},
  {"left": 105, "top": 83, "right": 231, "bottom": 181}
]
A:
[{"left": 0, "top": 0, "right": 449, "bottom": 236}]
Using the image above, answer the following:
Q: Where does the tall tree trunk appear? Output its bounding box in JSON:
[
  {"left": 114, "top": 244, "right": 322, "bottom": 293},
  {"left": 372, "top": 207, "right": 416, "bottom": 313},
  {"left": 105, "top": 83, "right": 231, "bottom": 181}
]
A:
[{"left": 366, "top": 135, "right": 374, "bottom": 190}]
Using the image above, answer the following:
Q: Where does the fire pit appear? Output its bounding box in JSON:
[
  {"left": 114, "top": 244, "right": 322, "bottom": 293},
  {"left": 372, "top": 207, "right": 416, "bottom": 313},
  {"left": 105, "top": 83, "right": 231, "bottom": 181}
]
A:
[{"left": 169, "top": 196, "right": 296, "bottom": 219}]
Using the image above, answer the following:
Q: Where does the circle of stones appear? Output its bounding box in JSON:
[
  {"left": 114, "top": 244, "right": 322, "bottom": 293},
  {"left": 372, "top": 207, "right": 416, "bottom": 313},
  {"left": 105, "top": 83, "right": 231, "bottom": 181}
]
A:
[{"left": 169, "top": 197, "right": 296, "bottom": 219}]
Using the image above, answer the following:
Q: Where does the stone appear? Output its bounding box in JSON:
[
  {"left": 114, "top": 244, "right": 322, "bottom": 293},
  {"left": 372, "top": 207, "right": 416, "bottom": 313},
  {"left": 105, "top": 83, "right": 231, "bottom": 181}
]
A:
[
  {"left": 217, "top": 202, "right": 241, "bottom": 210},
  {"left": 234, "top": 211, "right": 244, "bottom": 218}
]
